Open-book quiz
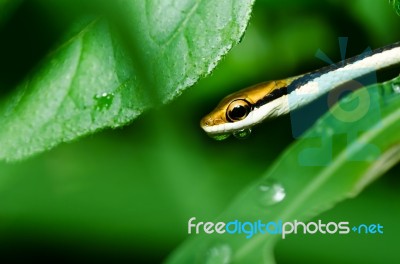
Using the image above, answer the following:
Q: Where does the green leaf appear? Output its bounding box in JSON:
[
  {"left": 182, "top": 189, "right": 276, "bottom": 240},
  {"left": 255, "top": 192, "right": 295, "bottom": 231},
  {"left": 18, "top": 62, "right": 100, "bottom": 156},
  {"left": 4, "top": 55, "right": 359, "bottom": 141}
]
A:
[
  {"left": 0, "top": 0, "right": 255, "bottom": 161},
  {"left": 165, "top": 76, "right": 400, "bottom": 263}
]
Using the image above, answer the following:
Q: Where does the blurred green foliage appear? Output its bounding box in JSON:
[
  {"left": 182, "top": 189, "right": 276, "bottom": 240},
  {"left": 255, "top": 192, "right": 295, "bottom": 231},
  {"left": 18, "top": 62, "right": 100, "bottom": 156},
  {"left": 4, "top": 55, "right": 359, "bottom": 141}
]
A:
[
  {"left": 0, "top": 0, "right": 399, "bottom": 263},
  {"left": 390, "top": 0, "right": 400, "bottom": 15}
]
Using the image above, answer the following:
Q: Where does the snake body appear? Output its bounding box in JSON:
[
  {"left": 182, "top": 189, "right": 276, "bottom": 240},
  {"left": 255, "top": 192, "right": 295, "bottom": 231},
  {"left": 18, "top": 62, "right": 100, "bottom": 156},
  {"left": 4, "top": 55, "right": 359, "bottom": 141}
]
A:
[{"left": 200, "top": 42, "right": 400, "bottom": 139}]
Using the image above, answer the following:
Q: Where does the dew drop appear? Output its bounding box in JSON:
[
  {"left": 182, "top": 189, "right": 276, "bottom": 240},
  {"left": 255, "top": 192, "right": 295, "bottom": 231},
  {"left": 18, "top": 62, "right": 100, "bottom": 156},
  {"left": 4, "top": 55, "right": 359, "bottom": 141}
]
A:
[
  {"left": 210, "top": 134, "right": 230, "bottom": 141},
  {"left": 233, "top": 128, "right": 252, "bottom": 139},
  {"left": 204, "top": 244, "right": 232, "bottom": 264},
  {"left": 392, "top": 82, "right": 400, "bottom": 94},
  {"left": 258, "top": 179, "right": 286, "bottom": 206},
  {"left": 94, "top": 92, "right": 114, "bottom": 110}
]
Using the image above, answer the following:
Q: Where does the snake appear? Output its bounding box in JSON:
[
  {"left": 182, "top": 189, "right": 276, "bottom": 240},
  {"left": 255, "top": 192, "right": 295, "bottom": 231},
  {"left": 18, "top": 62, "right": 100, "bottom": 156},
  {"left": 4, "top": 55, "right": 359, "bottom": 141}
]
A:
[{"left": 200, "top": 42, "right": 400, "bottom": 140}]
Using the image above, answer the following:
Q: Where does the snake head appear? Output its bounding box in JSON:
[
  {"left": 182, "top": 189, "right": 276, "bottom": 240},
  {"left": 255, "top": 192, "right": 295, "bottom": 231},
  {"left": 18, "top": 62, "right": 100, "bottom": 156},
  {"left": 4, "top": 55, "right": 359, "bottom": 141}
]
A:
[{"left": 200, "top": 80, "right": 291, "bottom": 139}]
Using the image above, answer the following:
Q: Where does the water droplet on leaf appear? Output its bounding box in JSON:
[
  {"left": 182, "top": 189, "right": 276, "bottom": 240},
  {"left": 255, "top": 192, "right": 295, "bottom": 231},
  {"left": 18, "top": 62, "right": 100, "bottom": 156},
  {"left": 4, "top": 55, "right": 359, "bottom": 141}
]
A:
[
  {"left": 258, "top": 179, "right": 286, "bottom": 206},
  {"left": 233, "top": 128, "right": 251, "bottom": 139},
  {"left": 94, "top": 92, "right": 114, "bottom": 110}
]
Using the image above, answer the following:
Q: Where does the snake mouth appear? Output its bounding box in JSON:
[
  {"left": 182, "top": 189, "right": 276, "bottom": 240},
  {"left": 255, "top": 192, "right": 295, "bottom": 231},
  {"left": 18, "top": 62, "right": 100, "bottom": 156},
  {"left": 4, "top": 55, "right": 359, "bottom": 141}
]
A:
[
  {"left": 200, "top": 120, "right": 228, "bottom": 137},
  {"left": 200, "top": 115, "right": 225, "bottom": 129},
  {"left": 200, "top": 117, "right": 255, "bottom": 141},
  {"left": 202, "top": 127, "right": 253, "bottom": 141},
  {"left": 200, "top": 117, "right": 212, "bottom": 128}
]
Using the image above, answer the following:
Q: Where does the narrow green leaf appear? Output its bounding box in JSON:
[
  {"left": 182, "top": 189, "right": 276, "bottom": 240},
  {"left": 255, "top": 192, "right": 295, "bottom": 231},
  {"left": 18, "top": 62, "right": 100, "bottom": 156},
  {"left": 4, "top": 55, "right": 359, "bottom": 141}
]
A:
[
  {"left": 166, "top": 76, "right": 400, "bottom": 263},
  {"left": 0, "top": 0, "right": 255, "bottom": 161}
]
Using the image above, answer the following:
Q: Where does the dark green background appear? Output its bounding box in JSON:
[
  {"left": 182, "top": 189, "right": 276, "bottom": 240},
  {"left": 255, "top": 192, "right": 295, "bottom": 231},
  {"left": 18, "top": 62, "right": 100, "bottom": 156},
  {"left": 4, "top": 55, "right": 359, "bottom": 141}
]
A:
[{"left": 0, "top": 0, "right": 399, "bottom": 263}]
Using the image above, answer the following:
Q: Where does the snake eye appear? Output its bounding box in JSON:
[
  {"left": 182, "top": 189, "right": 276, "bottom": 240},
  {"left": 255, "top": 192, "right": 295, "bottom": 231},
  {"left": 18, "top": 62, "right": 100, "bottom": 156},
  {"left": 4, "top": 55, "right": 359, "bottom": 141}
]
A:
[{"left": 226, "top": 99, "right": 251, "bottom": 122}]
